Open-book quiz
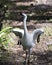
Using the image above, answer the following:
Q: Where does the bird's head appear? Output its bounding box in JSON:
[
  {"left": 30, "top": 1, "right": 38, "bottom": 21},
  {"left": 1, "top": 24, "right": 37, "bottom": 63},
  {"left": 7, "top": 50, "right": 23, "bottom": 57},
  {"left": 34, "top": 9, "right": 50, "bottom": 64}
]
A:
[{"left": 20, "top": 13, "right": 27, "bottom": 19}]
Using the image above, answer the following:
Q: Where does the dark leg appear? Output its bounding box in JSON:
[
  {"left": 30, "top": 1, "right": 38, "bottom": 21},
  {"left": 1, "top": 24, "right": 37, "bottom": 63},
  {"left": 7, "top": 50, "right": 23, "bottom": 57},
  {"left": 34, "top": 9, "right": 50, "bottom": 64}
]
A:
[
  {"left": 27, "top": 49, "right": 30, "bottom": 65},
  {"left": 23, "top": 50, "right": 28, "bottom": 65}
]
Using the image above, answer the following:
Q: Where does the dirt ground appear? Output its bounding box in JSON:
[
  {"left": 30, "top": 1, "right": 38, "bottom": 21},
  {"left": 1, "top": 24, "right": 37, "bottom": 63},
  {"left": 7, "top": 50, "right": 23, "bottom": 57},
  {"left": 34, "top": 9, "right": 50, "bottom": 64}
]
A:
[{"left": 0, "top": 22, "right": 52, "bottom": 65}]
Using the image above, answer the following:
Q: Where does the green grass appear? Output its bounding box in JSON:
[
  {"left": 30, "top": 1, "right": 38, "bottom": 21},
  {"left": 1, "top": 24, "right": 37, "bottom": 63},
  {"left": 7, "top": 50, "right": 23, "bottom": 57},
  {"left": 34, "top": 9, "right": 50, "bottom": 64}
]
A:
[{"left": 0, "top": 27, "right": 12, "bottom": 49}]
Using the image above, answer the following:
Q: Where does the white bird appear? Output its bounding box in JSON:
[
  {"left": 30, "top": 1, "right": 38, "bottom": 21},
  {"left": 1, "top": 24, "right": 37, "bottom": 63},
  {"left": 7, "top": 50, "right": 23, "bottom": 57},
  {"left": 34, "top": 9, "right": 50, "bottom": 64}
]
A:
[{"left": 12, "top": 13, "right": 44, "bottom": 64}]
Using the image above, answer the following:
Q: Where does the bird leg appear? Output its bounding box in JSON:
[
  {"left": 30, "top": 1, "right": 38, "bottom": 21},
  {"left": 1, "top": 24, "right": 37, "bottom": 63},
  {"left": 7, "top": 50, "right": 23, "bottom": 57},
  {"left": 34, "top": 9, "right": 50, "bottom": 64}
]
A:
[
  {"left": 27, "top": 48, "right": 33, "bottom": 65},
  {"left": 27, "top": 49, "right": 30, "bottom": 65},
  {"left": 25, "top": 50, "right": 28, "bottom": 63},
  {"left": 23, "top": 49, "right": 30, "bottom": 65},
  {"left": 23, "top": 50, "right": 28, "bottom": 65}
]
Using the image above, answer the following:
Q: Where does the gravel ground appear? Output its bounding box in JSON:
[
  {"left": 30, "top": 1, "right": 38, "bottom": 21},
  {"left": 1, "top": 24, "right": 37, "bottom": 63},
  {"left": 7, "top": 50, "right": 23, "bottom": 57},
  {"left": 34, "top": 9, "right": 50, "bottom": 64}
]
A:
[{"left": 0, "top": 22, "right": 52, "bottom": 65}]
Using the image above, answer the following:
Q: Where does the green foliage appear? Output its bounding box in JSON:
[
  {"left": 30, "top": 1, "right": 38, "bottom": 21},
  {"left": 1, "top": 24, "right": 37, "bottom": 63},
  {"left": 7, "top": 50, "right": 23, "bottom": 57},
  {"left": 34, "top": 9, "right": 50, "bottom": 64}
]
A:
[
  {"left": 0, "top": 27, "right": 12, "bottom": 49},
  {"left": 0, "top": 27, "right": 12, "bottom": 34}
]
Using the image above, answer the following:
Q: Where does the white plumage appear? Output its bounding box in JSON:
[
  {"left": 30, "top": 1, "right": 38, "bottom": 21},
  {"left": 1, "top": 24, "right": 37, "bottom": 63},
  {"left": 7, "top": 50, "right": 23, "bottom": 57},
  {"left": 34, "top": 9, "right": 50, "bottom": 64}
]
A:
[{"left": 12, "top": 13, "right": 44, "bottom": 64}]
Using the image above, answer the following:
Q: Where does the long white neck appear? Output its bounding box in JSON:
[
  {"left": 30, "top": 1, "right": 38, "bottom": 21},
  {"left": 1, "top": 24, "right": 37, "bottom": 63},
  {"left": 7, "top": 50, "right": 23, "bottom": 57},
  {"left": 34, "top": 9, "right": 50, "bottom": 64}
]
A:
[{"left": 23, "top": 14, "right": 28, "bottom": 34}]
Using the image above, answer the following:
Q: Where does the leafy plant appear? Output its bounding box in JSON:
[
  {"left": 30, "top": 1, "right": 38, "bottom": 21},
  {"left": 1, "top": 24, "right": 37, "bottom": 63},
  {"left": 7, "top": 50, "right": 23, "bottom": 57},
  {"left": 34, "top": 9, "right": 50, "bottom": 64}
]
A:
[{"left": 0, "top": 27, "right": 12, "bottom": 49}]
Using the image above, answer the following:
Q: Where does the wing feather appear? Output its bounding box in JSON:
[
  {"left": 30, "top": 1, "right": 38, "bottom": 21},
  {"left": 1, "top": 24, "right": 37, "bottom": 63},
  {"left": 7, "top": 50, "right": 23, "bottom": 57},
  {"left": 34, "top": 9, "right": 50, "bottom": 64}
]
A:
[
  {"left": 32, "top": 29, "right": 44, "bottom": 43},
  {"left": 12, "top": 28, "right": 24, "bottom": 38}
]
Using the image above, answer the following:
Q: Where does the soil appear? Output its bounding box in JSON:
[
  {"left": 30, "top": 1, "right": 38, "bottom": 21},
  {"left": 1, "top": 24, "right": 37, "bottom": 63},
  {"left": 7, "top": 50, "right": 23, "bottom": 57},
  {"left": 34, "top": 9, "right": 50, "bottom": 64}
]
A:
[{"left": 0, "top": 22, "right": 52, "bottom": 65}]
